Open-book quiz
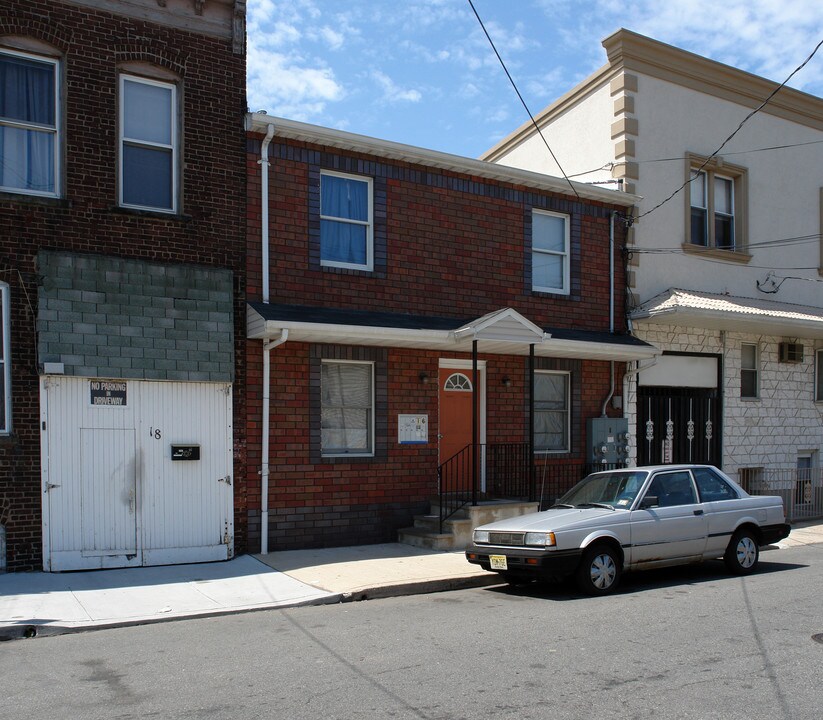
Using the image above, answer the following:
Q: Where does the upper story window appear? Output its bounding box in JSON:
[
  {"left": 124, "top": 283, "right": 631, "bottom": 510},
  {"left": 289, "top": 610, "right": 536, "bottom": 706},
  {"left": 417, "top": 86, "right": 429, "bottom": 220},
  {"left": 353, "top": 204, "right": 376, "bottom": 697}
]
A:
[
  {"left": 686, "top": 155, "right": 747, "bottom": 253},
  {"left": 0, "top": 49, "right": 59, "bottom": 197},
  {"left": 534, "top": 370, "right": 569, "bottom": 453},
  {"left": 320, "top": 170, "right": 373, "bottom": 271},
  {"left": 531, "top": 209, "right": 570, "bottom": 294},
  {"left": 740, "top": 342, "right": 758, "bottom": 399},
  {"left": 119, "top": 74, "right": 177, "bottom": 213},
  {"left": 1, "top": 282, "right": 10, "bottom": 434}
]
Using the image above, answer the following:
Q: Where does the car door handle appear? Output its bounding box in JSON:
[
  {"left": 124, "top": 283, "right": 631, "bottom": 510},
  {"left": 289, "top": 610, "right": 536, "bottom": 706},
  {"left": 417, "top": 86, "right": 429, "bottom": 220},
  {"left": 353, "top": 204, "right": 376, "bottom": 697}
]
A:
[{"left": 693, "top": 509, "right": 704, "bottom": 516}]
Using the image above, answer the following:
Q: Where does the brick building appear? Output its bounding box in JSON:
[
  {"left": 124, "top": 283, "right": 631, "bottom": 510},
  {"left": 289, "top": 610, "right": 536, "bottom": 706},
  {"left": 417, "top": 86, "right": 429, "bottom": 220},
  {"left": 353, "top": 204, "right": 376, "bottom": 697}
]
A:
[
  {"left": 245, "top": 116, "right": 657, "bottom": 552},
  {"left": 0, "top": 0, "right": 247, "bottom": 571}
]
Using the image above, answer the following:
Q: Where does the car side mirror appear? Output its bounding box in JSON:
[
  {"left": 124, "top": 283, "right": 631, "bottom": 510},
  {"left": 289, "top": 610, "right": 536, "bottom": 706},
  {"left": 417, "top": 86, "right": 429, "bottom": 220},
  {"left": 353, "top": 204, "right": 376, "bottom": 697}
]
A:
[{"left": 639, "top": 495, "right": 658, "bottom": 510}]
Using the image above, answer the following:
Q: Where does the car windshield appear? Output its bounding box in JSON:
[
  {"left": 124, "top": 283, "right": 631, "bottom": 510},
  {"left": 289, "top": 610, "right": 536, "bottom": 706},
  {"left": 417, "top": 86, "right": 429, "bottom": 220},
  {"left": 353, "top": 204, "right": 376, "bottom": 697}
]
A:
[{"left": 556, "top": 471, "right": 649, "bottom": 509}]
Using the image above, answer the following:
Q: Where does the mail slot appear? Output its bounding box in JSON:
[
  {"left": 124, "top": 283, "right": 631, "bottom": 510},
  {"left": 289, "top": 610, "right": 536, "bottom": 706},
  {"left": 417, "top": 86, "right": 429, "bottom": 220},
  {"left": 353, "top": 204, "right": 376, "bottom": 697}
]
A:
[{"left": 171, "top": 445, "right": 200, "bottom": 461}]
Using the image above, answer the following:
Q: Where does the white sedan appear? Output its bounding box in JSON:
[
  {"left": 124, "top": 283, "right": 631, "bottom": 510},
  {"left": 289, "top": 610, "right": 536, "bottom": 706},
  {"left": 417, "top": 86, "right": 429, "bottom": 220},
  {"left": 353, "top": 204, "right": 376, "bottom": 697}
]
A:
[{"left": 465, "top": 465, "right": 790, "bottom": 594}]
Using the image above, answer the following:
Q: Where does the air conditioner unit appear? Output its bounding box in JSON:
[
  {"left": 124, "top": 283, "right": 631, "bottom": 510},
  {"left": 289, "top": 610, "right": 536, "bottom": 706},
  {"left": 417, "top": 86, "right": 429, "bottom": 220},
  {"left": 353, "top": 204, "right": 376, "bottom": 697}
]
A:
[{"left": 778, "top": 342, "right": 803, "bottom": 363}]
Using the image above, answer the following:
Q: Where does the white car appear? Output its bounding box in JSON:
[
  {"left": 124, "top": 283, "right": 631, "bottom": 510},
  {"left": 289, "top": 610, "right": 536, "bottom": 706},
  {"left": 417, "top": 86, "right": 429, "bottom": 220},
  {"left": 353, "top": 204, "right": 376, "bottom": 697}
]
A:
[{"left": 466, "top": 465, "right": 790, "bottom": 594}]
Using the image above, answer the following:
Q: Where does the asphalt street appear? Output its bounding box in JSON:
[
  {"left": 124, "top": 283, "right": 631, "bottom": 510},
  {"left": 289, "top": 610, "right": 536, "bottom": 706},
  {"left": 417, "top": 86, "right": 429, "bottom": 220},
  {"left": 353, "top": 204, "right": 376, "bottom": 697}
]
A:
[{"left": 2, "top": 543, "right": 821, "bottom": 720}]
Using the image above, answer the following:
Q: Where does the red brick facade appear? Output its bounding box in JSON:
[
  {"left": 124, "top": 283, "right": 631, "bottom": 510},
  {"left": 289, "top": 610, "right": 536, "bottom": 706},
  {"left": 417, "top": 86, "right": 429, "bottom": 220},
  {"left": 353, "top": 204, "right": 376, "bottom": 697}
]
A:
[
  {"left": 0, "top": 0, "right": 246, "bottom": 570},
  {"left": 246, "top": 129, "right": 635, "bottom": 551}
]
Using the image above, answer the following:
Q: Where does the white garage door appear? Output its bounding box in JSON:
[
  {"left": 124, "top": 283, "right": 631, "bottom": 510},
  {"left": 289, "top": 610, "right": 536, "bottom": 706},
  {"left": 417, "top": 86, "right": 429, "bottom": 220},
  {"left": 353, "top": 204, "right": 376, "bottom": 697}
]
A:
[{"left": 41, "top": 377, "right": 234, "bottom": 572}]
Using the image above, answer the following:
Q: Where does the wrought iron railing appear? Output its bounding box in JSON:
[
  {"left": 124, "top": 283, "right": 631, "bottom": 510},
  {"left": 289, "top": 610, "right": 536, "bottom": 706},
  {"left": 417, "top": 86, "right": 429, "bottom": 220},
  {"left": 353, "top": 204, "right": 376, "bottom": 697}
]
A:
[
  {"left": 437, "top": 443, "right": 625, "bottom": 530},
  {"left": 437, "top": 443, "right": 476, "bottom": 532},
  {"left": 739, "top": 467, "right": 823, "bottom": 523}
]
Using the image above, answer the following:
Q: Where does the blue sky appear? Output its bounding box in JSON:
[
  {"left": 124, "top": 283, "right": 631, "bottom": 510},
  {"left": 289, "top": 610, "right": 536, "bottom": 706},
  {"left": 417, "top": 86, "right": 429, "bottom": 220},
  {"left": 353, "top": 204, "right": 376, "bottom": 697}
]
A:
[{"left": 247, "top": 0, "right": 823, "bottom": 159}]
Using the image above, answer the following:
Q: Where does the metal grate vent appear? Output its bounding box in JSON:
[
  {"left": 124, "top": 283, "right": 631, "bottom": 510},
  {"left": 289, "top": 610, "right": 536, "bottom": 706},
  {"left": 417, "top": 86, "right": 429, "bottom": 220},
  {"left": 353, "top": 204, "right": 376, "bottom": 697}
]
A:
[{"left": 488, "top": 532, "right": 526, "bottom": 546}]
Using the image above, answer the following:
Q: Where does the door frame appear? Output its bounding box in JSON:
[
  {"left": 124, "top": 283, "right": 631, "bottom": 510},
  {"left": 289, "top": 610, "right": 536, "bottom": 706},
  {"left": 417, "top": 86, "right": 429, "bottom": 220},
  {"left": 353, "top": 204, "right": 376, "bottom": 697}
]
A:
[{"left": 438, "top": 359, "right": 486, "bottom": 489}]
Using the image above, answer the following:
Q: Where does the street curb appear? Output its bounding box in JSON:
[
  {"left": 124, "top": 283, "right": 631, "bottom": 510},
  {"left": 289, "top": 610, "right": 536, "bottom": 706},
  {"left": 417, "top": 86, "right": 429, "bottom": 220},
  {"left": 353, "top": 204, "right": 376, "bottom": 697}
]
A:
[
  {"left": 0, "top": 592, "right": 345, "bottom": 642},
  {"left": 336, "top": 573, "right": 503, "bottom": 602}
]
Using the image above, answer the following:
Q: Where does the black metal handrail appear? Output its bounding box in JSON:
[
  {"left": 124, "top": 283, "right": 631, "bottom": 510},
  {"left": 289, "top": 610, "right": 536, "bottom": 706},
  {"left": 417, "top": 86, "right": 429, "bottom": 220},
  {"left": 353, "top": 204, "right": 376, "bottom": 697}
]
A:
[
  {"left": 437, "top": 442, "right": 534, "bottom": 532},
  {"left": 437, "top": 443, "right": 475, "bottom": 533},
  {"left": 437, "top": 447, "right": 629, "bottom": 531}
]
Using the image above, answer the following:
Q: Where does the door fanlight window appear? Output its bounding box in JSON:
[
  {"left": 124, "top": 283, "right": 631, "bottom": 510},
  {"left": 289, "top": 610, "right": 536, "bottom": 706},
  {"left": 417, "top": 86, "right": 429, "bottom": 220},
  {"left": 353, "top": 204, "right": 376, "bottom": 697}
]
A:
[{"left": 444, "top": 373, "right": 472, "bottom": 391}]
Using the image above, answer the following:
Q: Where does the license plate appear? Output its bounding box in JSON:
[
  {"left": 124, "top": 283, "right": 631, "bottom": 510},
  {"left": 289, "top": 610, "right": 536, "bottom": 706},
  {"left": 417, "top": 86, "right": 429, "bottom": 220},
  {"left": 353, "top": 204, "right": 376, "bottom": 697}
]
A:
[{"left": 490, "top": 555, "right": 507, "bottom": 570}]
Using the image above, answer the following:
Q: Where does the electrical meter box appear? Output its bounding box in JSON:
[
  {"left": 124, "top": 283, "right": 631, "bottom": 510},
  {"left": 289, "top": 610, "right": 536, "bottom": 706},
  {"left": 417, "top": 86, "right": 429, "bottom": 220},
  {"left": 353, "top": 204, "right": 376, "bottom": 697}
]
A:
[{"left": 587, "top": 417, "right": 630, "bottom": 465}]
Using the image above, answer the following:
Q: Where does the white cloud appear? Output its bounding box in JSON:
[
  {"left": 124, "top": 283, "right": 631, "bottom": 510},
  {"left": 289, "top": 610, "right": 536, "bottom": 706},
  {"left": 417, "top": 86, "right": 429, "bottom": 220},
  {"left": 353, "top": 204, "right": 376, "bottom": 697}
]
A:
[{"left": 371, "top": 70, "right": 423, "bottom": 103}]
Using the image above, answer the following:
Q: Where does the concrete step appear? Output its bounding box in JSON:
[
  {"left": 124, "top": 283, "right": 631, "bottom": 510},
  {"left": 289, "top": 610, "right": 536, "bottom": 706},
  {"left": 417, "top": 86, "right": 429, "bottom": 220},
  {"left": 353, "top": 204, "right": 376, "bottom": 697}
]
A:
[
  {"left": 398, "top": 500, "right": 541, "bottom": 552},
  {"left": 396, "top": 526, "right": 455, "bottom": 551}
]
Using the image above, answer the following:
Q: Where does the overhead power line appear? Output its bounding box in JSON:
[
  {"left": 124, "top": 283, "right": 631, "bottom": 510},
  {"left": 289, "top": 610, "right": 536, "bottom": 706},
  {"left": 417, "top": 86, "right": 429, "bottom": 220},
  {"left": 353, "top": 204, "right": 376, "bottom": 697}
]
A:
[{"left": 467, "top": 0, "right": 580, "bottom": 200}]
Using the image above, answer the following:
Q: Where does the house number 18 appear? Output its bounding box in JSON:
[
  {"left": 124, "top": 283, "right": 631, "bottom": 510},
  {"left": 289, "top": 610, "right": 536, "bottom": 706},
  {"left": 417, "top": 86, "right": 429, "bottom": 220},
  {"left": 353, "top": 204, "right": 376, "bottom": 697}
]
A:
[{"left": 149, "top": 427, "right": 162, "bottom": 439}]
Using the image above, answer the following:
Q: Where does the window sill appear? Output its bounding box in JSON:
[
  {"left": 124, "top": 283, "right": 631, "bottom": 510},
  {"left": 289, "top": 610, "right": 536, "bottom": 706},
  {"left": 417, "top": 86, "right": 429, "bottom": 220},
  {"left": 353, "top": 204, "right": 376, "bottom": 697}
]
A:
[
  {"left": 740, "top": 396, "right": 760, "bottom": 402},
  {"left": 681, "top": 243, "right": 751, "bottom": 263},
  {"left": 532, "top": 288, "right": 571, "bottom": 298},
  {"left": 109, "top": 206, "right": 192, "bottom": 222},
  {"left": 0, "top": 191, "right": 70, "bottom": 209}
]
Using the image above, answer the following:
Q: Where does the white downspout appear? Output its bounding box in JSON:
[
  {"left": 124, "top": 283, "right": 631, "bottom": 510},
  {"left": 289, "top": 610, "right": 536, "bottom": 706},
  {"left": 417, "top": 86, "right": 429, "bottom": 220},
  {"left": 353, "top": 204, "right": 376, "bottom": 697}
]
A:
[
  {"left": 259, "top": 123, "right": 276, "bottom": 554},
  {"left": 260, "top": 124, "right": 275, "bottom": 303}
]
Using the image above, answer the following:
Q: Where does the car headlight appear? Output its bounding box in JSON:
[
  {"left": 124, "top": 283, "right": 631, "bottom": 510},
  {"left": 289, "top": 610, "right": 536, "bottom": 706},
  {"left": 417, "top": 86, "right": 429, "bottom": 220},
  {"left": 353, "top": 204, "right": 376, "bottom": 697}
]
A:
[
  {"left": 525, "top": 532, "right": 556, "bottom": 548},
  {"left": 473, "top": 530, "right": 490, "bottom": 544}
]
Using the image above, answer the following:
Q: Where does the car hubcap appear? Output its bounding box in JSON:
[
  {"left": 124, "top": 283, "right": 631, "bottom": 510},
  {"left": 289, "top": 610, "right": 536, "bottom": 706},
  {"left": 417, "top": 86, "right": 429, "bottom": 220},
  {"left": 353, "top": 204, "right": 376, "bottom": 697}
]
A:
[
  {"left": 590, "top": 554, "right": 616, "bottom": 589},
  {"left": 737, "top": 537, "right": 757, "bottom": 568}
]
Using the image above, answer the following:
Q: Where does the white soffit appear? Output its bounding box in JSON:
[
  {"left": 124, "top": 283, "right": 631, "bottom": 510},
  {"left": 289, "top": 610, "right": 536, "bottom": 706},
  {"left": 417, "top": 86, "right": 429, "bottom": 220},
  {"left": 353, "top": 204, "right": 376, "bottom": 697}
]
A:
[{"left": 247, "top": 306, "right": 658, "bottom": 361}]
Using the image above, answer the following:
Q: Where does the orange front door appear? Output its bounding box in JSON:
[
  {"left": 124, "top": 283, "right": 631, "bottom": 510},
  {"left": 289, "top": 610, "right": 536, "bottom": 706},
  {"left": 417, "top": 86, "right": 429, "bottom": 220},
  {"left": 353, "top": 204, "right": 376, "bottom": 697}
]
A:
[{"left": 438, "top": 368, "right": 480, "bottom": 469}]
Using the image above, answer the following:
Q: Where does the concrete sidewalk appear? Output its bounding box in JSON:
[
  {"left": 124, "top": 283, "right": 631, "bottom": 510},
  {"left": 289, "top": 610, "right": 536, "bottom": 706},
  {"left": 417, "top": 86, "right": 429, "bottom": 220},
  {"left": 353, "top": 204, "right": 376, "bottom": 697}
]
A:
[{"left": 1, "top": 520, "right": 821, "bottom": 640}]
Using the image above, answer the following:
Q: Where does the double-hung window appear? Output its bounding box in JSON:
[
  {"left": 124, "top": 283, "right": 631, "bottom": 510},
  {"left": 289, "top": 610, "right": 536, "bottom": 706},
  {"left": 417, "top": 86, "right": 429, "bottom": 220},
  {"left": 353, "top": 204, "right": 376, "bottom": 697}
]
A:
[
  {"left": 0, "top": 283, "right": 10, "bottom": 434},
  {"left": 320, "top": 171, "right": 373, "bottom": 271},
  {"left": 740, "top": 342, "right": 758, "bottom": 398},
  {"left": 321, "top": 360, "right": 374, "bottom": 456},
  {"left": 119, "top": 75, "right": 177, "bottom": 212},
  {"left": 0, "top": 49, "right": 59, "bottom": 196},
  {"left": 531, "top": 209, "right": 569, "bottom": 294},
  {"left": 690, "top": 170, "right": 735, "bottom": 249},
  {"left": 534, "top": 371, "right": 569, "bottom": 453},
  {"left": 686, "top": 156, "right": 746, "bottom": 252}
]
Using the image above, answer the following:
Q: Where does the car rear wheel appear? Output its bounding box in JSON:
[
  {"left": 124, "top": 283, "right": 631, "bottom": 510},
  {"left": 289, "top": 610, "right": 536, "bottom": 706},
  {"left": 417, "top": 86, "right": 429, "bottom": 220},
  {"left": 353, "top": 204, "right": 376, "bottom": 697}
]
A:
[
  {"left": 576, "top": 544, "right": 621, "bottom": 595},
  {"left": 724, "top": 529, "right": 759, "bottom": 575}
]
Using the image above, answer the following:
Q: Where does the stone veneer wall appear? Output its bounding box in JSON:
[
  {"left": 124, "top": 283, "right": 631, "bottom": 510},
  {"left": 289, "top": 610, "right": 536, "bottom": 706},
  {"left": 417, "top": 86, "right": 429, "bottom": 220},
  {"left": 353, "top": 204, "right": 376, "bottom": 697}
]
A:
[{"left": 628, "top": 323, "right": 823, "bottom": 479}]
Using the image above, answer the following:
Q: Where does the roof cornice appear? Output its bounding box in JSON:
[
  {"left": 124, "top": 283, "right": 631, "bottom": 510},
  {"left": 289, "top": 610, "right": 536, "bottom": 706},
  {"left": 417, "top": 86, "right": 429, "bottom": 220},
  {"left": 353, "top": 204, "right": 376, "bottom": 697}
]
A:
[
  {"left": 483, "top": 28, "right": 823, "bottom": 162},
  {"left": 602, "top": 28, "right": 823, "bottom": 132},
  {"left": 246, "top": 114, "right": 640, "bottom": 207}
]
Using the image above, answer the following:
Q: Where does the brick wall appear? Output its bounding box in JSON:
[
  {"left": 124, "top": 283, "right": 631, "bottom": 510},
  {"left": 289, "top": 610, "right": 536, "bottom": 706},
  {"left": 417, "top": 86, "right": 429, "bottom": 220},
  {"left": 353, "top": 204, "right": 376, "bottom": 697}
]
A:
[
  {"left": 0, "top": 0, "right": 246, "bottom": 570},
  {"left": 245, "top": 134, "right": 630, "bottom": 551},
  {"left": 247, "top": 136, "right": 629, "bottom": 330}
]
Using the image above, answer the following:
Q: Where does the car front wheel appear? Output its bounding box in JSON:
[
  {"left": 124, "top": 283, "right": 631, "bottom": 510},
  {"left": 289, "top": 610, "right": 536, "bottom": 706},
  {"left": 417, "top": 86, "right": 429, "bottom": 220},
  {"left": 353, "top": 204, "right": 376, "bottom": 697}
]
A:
[
  {"left": 724, "top": 529, "right": 760, "bottom": 575},
  {"left": 576, "top": 544, "right": 621, "bottom": 595}
]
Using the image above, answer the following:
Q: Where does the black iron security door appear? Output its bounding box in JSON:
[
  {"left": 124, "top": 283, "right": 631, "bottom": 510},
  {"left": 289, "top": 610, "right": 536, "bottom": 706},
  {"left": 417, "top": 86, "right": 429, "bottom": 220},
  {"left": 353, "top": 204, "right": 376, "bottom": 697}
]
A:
[{"left": 637, "top": 387, "right": 720, "bottom": 467}]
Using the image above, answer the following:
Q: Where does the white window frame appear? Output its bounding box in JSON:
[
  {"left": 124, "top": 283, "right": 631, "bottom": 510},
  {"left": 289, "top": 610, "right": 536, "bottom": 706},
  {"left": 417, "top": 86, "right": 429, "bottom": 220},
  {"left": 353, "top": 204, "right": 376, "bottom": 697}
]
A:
[
  {"left": 0, "top": 48, "right": 60, "bottom": 197},
  {"left": 531, "top": 209, "right": 570, "bottom": 295},
  {"left": 0, "top": 282, "right": 10, "bottom": 434},
  {"left": 320, "top": 359, "right": 375, "bottom": 457},
  {"left": 118, "top": 74, "right": 178, "bottom": 213},
  {"left": 815, "top": 349, "right": 823, "bottom": 402},
  {"left": 320, "top": 170, "right": 373, "bottom": 271},
  {"left": 740, "top": 342, "right": 758, "bottom": 399},
  {"left": 534, "top": 370, "right": 570, "bottom": 454}
]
